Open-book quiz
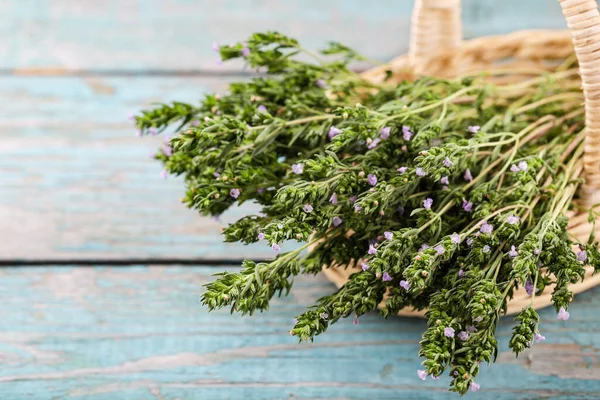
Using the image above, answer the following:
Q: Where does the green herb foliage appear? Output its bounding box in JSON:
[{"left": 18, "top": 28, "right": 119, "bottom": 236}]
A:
[{"left": 134, "top": 32, "right": 600, "bottom": 394}]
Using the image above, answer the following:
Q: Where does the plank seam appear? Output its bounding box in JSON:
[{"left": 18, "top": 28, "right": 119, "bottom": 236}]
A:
[{"left": 0, "top": 258, "right": 262, "bottom": 266}]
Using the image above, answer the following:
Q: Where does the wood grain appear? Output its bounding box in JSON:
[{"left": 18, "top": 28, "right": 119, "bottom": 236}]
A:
[
  {"left": 1, "top": 2, "right": 597, "bottom": 399},
  {"left": 0, "top": 265, "right": 597, "bottom": 399},
  {"left": 0, "top": 0, "right": 565, "bottom": 73},
  {"left": 0, "top": 76, "right": 276, "bottom": 260}
]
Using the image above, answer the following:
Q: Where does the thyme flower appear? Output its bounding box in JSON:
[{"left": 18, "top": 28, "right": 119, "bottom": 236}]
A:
[
  {"left": 380, "top": 127, "right": 391, "bottom": 139},
  {"left": 557, "top": 307, "right": 570, "bottom": 320},
  {"left": 292, "top": 163, "right": 304, "bottom": 174}
]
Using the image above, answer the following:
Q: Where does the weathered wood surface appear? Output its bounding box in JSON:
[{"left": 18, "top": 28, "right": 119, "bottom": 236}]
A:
[
  {"left": 2, "top": 2, "right": 598, "bottom": 399},
  {"left": 0, "top": 76, "right": 275, "bottom": 261},
  {"left": 1, "top": 0, "right": 565, "bottom": 73},
  {"left": 0, "top": 265, "right": 597, "bottom": 400}
]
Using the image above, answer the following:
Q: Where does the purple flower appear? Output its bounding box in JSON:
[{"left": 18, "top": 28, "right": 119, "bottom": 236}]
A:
[
  {"left": 367, "top": 174, "right": 377, "bottom": 186},
  {"left": 417, "top": 370, "right": 428, "bottom": 381},
  {"left": 525, "top": 277, "right": 538, "bottom": 296},
  {"left": 328, "top": 126, "right": 342, "bottom": 139},
  {"left": 470, "top": 382, "right": 481, "bottom": 392},
  {"left": 192, "top": 120, "right": 200, "bottom": 126},
  {"left": 316, "top": 79, "right": 327, "bottom": 88},
  {"left": 303, "top": 204, "right": 313, "bottom": 213},
  {"left": 458, "top": 331, "right": 469, "bottom": 341},
  {"left": 506, "top": 215, "right": 520, "bottom": 225},
  {"left": 467, "top": 325, "right": 477, "bottom": 333},
  {"left": 535, "top": 333, "right": 546, "bottom": 342},
  {"left": 257, "top": 105, "right": 267, "bottom": 113},
  {"left": 464, "top": 169, "right": 473, "bottom": 182},
  {"left": 443, "top": 157, "right": 454, "bottom": 168},
  {"left": 162, "top": 144, "right": 172, "bottom": 156},
  {"left": 332, "top": 216, "right": 343, "bottom": 227},
  {"left": 212, "top": 42, "right": 219, "bottom": 51},
  {"left": 258, "top": 232, "right": 265, "bottom": 240},
  {"left": 149, "top": 127, "right": 158, "bottom": 136},
  {"left": 480, "top": 222, "right": 494, "bottom": 234},
  {"left": 320, "top": 312, "right": 329, "bottom": 320},
  {"left": 518, "top": 161, "right": 528, "bottom": 171},
  {"left": 292, "top": 318, "right": 298, "bottom": 324},
  {"left": 534, "top": 248, "right": 541, "bottom": 255},
  {"left": 241, "top": 47, "right": 251, "bottom": 57},
  {"left": 423, "top": 198, "right": 433, "bottom": 210},
  {"left": 462, "top": 199, "right": 473, "bottom": 212},
  {"left": 420, "top": 244, "right": 430, "bottom": 252},
  {"left": 467, "top": 125, "right": 481, "bottom": 134},
  {"left": 458, "top": 269, "right": 464, "bottom": 277},
  {"left": 577, "top": 250, "right": 587, "bottom": 262},
  {"left": 402, "top": 125, "right": 413, "bottom": 141},
  {"left": 213, "top": 171, "right": 221, "bottom": 178},
  {"left": 380, "top": 127, "right": 391, "bottom": 139},
  {"left": 354, "top": 204, "right": 362, "bottom": 212},
  {"left": 353, "top": 317, "right": 359, "bottom": 325},
  {"left": 230, "top": 188, "right": 241, "bottom": 199},
  {"left": 434, "top": 245, "right": 445, "bottom": 255},
  {"left": 444, "top": 327, "right": 455, "bottom": 338},
  {"left": 329, "top": 193, "right": 338, "bottom": 205},
  {"left": 367, "top": 137, "right": 381, "bottom": 149},
  {"left": 510, "top": 164, "right": 520, "bottom": 172},
  {"left": 482, "top": 245, "right": 491, "bottom": 253},
  {"left": 349, "top": 195, "right": 358, "bottom": 203},
  {"left": 440, "top": 176, "right": 449, "bottom": 185},
  {"left": 384, "top": 231, "right": 393, "bottom": 240},
  {"left": 451, "top": 233, "right": 461, "bottom": 244},
  {"left": 397, "top": 166, "right": 407, "bottom": 174},
  {"left": 272, "top": 243, "right": 281, "bottom": 253},
  {"left": 416, "top": 167, "right": 427, "bottom": 177},
  {"left": 467, "top": 237, "right": 474, "bottom": 246},
  {"left": 216, "top": 55, "right": 223, "bottom": 65},
  {"left": 257, "top": 188, "right": 264, "bottom": 194},
  {"left": 509, "top": 245, "right": 518, "bottom": 257},
  {"left": 382, "top": 272, "right": 392, "bottom": 282},
  {"left": 361, "top": 262, "right": 369, "bottom": 271},
  {"left": 557, "top": 307, "right": 570, "bottom": 320},
  {"left": 400, "top": 280, "right": 410, "bottom": 290},
  {"left": 368, "top": 244, "right": 377, "bottom": 255},
  {"left": 135, "top": 129, "right": 142, "bottom": 137},
  {"left": 291, "top": 163, "right": 304, "bottom": 174},
  {"left": 160, "top": 169, "right": 168, "bottom": 179}
]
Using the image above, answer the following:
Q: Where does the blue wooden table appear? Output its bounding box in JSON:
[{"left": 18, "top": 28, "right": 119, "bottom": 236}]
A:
[{"left": 1, "top": 1, "right": 599, "bottom": 399}]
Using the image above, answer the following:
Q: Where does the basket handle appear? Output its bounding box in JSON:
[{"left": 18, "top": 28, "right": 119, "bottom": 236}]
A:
[
  {"left": 409, "top": 0, "right": 462, "bottom": 72},
  {"left": 559, "top": 0, "right": 600, "bottom": 206}
]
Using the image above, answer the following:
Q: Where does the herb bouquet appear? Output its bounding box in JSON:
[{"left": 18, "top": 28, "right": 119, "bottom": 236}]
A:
[{"left": 133, "top": 1, "right": 600, "bottom": 394}]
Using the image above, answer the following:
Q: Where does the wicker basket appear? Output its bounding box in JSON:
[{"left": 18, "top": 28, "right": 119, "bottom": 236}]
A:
[{"left": 322, "top": 0, "right": 600, "bottom": 317}]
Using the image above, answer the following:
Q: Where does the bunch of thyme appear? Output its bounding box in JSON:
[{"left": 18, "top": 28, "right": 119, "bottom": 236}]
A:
[{"left": 133, "top": 32, "right": 600, "bottom": 395}]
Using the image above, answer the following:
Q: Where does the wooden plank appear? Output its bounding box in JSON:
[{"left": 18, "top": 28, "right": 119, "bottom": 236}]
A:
[
  {"left": 0, "top": 265, "right": 597, "bottom": 399},
  {"left": 0, "top": 0, "right": 565, "bottom": 72},
  {"left": 0, "top": 76, "right": 275, "bottom": 260}
]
